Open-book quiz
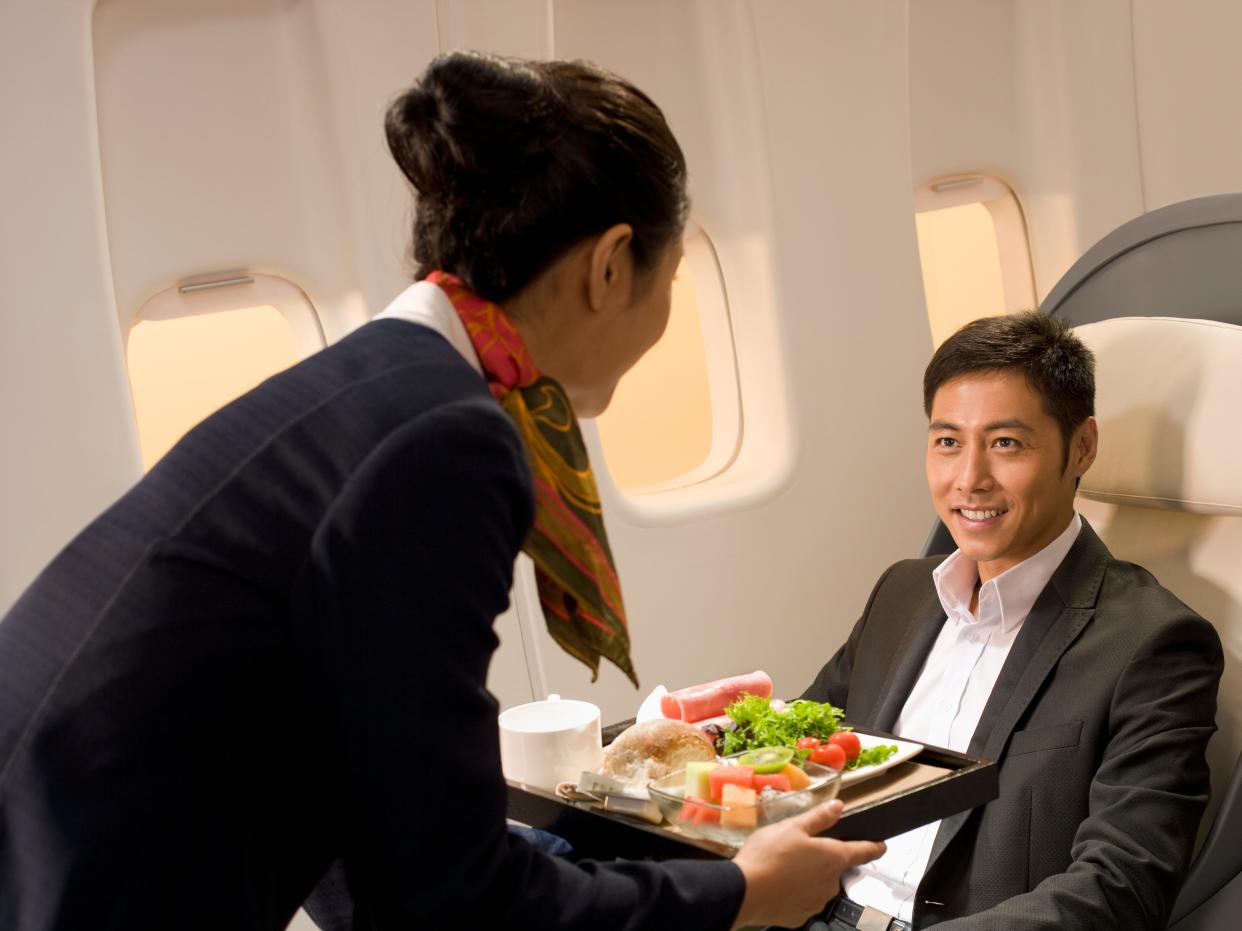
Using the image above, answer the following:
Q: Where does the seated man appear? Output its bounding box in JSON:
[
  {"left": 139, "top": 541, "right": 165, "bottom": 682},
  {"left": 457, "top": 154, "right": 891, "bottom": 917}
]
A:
[{"left": 804, "top": 312, "right": 1223, "bottom": 930}]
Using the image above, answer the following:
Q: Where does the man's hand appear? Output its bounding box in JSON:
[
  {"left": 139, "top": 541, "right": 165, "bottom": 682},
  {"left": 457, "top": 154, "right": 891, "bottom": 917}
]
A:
[{"left": 730, "top": 799, "right": 885, "bottom": 930}]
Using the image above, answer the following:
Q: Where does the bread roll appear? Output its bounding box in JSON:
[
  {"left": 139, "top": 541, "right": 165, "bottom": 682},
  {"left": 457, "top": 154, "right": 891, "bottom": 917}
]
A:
[{"left": 599, "top": 719, "right": 717, "bottom": 787}]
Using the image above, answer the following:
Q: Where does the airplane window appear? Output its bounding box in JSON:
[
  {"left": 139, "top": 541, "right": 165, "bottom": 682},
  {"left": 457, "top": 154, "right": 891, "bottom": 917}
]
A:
[
  {"left": 914, "top": 176, "right": 1037, "bottom": 347},
  {"left": 126, "top": 304, "right": 302, "bottom": 469},
  {"left": 593, "top": 223, "right": 740, "bottom": 494}
]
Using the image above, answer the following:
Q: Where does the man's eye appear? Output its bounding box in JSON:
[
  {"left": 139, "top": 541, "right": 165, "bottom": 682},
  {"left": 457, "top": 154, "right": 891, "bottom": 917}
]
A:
[
  {"left": 994, "top": 437, "right": 1019, "bottom": 449},
  {"left": 935, "top": 437, "right": 958, "bottom": 449}
]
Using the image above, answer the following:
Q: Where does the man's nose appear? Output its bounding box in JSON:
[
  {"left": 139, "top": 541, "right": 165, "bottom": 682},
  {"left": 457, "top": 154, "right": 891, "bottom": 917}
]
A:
[{"left": 956, "top": 444, "right": 993, "bottom": 493}]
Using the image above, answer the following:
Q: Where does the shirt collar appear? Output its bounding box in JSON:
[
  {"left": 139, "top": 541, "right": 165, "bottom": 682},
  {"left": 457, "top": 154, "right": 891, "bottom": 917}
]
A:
[
  {"left": 374, "top": 280, "right": 484, "bottom": 378},
  {"left": 932, "top": 512, "right": 1082, "bottom": 632}
]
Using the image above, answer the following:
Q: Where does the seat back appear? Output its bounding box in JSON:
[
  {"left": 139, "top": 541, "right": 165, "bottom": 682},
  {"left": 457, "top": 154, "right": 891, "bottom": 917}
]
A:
[
  {"left": 1070, "top": 316, "right": 1242, "bottom": 928},
  {"left": 1045, "top": 194, "right": 1242, "bottom": 930},
  {"left": 1041, "top": 192, "right": 1242, "bottom": 328}
]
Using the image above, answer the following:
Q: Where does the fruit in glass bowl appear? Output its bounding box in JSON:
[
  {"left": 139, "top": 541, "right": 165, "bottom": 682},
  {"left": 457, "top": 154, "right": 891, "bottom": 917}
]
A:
[{"left": 645, "top": 750, "right": 842, "bottom": 847}]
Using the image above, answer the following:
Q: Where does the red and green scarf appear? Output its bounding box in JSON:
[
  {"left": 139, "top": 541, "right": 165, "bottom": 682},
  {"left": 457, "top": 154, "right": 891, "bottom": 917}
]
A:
[{"left": 427, "top": 271, "right": 638, "bottom": 687}]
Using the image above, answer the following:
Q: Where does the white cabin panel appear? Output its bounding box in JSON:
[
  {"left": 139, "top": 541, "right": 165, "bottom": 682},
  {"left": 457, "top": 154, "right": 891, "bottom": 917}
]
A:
[
  {"left": 1132, "top": 0, "right": 1242, "bottom": 210},
  {"left": 92, "top": 0, "right": 379, "bottom": 338},
  {"left": 0, "top": 1, "right": 141, "bottom": 615},
  {"left": 907, "top": 0, "right": 1145, "bottom": 300}
]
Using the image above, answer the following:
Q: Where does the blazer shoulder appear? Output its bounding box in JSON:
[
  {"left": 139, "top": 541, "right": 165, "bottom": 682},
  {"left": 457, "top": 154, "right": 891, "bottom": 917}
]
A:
[
  {"left": 1097, "top": 557, "right": 1204, "bottom": 621},
  {"left": 1094, "top": 556, "right": 1222, "bottom": 653}
]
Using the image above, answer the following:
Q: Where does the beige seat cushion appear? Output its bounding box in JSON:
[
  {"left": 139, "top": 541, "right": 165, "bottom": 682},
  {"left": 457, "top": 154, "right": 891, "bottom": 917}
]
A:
[{"left": 1077, "top": 316, "right": 1242, "bottom": 516}]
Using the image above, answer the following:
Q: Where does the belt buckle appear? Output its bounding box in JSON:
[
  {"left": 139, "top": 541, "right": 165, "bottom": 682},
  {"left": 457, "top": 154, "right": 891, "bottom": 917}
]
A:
[{"left": 857, "top": 905, "right": 894, "bottom": 931}]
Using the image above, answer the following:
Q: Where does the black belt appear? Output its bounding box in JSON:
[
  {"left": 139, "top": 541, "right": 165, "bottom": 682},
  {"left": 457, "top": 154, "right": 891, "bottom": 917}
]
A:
[{"left": 824, "top": 894, "right": 914, "bottom": 931}]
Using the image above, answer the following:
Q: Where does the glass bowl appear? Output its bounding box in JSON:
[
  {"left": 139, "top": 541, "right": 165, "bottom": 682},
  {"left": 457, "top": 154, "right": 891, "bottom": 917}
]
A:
[{"left": 646, "top": 754, "right": 842, "bottom": 847}]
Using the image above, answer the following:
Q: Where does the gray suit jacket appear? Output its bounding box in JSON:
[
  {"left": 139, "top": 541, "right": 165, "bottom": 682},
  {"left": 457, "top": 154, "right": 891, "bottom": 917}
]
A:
[{"left": 802, "top": 520, "right": 1223, "bottom": 929}]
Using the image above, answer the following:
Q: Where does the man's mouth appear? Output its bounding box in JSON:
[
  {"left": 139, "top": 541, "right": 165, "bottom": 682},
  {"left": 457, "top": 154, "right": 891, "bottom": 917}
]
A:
[{"left": 956, "top": 507, "right": 1008, "bottom": 521}]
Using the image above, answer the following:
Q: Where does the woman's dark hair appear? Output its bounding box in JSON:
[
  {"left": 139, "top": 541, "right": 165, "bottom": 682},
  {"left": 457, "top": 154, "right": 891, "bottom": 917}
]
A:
[
  {"left": 923, "top": 312, "right": 1095, "bottom": 471},
  {"left": 385, "top": 51, "right": 688, "bottom": 303}
]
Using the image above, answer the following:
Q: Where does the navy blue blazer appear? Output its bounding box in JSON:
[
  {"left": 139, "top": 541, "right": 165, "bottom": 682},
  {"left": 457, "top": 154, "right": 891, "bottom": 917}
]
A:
[{"left": 0, "top": 320, "right": 744, "bottom": 930}]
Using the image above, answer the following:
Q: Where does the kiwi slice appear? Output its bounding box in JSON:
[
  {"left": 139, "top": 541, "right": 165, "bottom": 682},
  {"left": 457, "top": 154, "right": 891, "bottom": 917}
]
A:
[{"left": 738, "top": 746, "right": 795, "bottom": 774}]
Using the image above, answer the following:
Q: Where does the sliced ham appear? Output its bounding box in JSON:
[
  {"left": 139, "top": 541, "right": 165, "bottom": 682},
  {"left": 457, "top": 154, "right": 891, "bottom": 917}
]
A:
[{"left": 660, "top": 671, "right": 773, "bottom": 723}]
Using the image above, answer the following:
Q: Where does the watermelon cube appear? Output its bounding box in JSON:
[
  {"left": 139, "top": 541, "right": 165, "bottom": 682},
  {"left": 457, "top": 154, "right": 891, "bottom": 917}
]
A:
[
  {"left": 689, "top": 795, "right": 720, "bottom": 825},
  {"left": 753, "top": 773, "right": 792, "bottom": 794},
  {"left": 709, "top": 765, "right": 754, "bottom": 802}
]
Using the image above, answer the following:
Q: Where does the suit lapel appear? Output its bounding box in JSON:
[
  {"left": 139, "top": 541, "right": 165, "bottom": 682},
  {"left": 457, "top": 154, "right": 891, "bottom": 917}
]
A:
[
  {"left": 869, "top": 586, "right": 946, "bottom": 732},
  {"left": 923, "top": 521, "right": 1111, "bottom": 871}
]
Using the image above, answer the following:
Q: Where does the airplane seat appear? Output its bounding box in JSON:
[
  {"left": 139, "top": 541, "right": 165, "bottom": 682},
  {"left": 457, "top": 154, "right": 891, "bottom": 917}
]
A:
[
  {"left": 1070, "top": 315, "right": 1242, "bottom": 931},
  {"left": 921, "top": 193, "right": 1242, "bottom": 930}
]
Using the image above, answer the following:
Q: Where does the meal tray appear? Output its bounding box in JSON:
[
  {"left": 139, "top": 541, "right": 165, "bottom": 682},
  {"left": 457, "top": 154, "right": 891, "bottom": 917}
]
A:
[{"left": 506, "top": 719, "right": 998, "bottom": 861}]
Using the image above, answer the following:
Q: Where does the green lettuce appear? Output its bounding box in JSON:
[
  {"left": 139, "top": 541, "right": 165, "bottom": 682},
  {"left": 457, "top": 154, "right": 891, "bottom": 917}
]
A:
[
  {"left": 720, "top": 694, "right": 845, "bottom": 755},
  {"left": 846, "top": 743, "right": 899, "bottom": 770}
]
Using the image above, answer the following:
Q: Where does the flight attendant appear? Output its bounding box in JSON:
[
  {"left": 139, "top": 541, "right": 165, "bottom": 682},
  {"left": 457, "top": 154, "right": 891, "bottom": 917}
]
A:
[{"left": 0, "top": 52, "right": 882, "bottom": 930}]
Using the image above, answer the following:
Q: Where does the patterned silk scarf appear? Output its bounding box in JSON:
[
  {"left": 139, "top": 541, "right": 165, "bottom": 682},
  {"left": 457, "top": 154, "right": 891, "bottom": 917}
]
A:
[{"left": 427, "top": 271, "right": 638, "bottom": 687}]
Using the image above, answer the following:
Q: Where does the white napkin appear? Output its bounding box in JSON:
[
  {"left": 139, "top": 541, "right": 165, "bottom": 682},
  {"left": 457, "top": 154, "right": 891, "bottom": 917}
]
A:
[{"left": 635, "top": 684, "right": 668, "bottom": 723}]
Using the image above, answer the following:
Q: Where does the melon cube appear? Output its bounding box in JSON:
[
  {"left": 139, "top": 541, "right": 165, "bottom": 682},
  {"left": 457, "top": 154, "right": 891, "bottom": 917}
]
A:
[
  {"left": 781, "top": 763, "right": 812, "bottom": 791},
  {"left": 720, "top": 783, "right": 758, "bottom": 830},
  {"left": 684, "top": 761, "right": 718, "bottom": 800}
]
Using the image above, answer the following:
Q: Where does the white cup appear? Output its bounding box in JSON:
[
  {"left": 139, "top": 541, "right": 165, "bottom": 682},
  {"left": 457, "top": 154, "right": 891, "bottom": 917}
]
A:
[{"left": 498, "top": 694, "right": 603, "bottom": 791}]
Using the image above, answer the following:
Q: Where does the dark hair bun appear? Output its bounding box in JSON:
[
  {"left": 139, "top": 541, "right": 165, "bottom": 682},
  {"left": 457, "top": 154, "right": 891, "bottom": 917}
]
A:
[
  {"left": 386, "top": 52, "right": 544, "bottom": 207},
  {"left": 385, "top": 51, "right": 687, "bottom": 302}
]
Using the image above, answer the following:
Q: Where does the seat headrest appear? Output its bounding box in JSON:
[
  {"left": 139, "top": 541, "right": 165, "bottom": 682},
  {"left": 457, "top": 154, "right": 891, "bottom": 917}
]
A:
[{"left": 1074, "top": 316, "right": 1242, "bottom": 516}]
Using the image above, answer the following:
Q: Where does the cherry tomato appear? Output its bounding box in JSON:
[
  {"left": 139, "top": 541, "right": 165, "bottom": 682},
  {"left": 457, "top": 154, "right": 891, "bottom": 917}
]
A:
[
  {"left": 809, "top": 743, "right": 846, "bottom": 770},
  {"left": 795, "top": 737, "right": 822, "bottom": 750},
  {"left": 829, "top": 731, "right": 862, "bottom": 762}
]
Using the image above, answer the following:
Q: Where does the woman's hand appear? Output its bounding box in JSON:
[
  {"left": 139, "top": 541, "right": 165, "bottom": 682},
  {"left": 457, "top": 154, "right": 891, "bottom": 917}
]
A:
[{"left": 729, "top": 799, "right": 885, "bottom": 930}]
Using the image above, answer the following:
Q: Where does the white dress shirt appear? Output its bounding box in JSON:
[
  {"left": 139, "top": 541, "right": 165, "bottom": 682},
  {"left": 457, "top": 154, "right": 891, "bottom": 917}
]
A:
[
  {"left": 375, "top": 280, "right": 484, "bottom": 376},
  {"left": 843, "top": 512, "right": 1083, "bottom": 921}
]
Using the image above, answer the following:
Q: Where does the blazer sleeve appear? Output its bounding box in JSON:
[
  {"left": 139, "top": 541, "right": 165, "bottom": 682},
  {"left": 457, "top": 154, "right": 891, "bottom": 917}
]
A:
[
  {"left": 932, "top": 611, "right": 1223, "bottom": 931},
  {"left": 296, "top": 399, "right": 745, "bottom": 931}
]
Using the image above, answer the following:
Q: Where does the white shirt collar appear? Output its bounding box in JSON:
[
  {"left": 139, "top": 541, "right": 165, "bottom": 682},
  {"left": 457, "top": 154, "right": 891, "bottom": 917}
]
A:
[
  {"left": 932, "top": 512, "right": 1082, "bottom": 632},
  {"left": 374, "top": 280, "right": 484, "bottom": 378}
]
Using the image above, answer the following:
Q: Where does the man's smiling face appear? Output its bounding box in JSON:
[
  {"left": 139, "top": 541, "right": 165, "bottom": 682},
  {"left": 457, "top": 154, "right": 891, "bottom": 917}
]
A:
[{"left": 926, "top": 369, "right": 1097, "bottom": 582}]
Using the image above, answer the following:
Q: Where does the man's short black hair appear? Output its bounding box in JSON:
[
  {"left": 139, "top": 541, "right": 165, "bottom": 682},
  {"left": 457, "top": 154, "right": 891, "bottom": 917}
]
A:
[{"left": 923, "top": 312, "right": 1095, "bottom": 471}]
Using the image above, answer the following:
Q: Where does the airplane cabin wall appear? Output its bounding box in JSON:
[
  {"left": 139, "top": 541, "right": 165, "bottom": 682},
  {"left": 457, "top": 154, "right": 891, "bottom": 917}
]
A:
[
  {"left": 1131, "top": 0, "right": 1242, "bottom": 210},
  {"left": 908, "top": 0, "right": 1242, "bottom": 303},
  {"left": 907, "top": 0, "right": 1145, "bottom": 302},
  {"left": 0, "top": 2, "right": 142, "bottom": 616}
]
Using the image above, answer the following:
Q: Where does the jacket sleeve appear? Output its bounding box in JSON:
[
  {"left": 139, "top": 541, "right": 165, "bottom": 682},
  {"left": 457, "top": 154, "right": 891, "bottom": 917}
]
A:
[
  {"left": 297, "top": 399, "right": 745, "bottom": 931},
  {"left": 932, "top": 611, "right": 1223, "bottom": 931}
]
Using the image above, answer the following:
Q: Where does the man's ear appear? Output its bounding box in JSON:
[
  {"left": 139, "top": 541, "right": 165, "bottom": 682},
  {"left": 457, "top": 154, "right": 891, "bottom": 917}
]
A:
[
  {"left": 1073, "top": 416, "right": 1099, "bottom": 478},
  {"left": 587, "top": 223, "right": 634, "bottom": 312}
]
